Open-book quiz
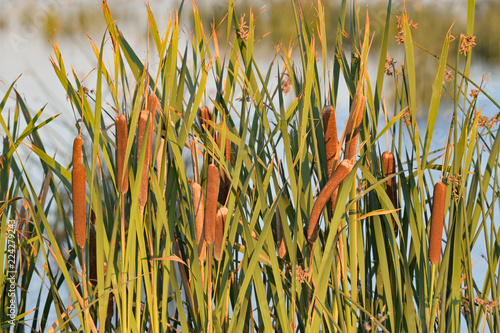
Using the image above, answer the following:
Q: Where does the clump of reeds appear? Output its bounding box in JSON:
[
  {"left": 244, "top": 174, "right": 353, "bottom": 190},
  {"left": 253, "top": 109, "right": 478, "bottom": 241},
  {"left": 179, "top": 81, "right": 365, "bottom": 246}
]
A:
[
  {"left": 137, "top": 110, "right": 153, "bottom": 214},
  {"left": 381, "top": 151, "right": 398, "bottom": 236},
  {"left": 307, "top": 159, "right": 353, "bottom": 243},
  {"left": 192, "top": 182, "right": 206, "bottom": 261},
  {"left": 429, "top": 182, "right": 447, "bottom": 264},
  {"left": 204, "top": 163, "right": 220, "bottom": 244},
  {"left": 344, "top": 93, "right": 366, "bottom": 161},
  {"left": 214, "top": 206, "right": 228, "bottom": 261},
  {"left": 72, "top": 136, "right": 86, "bottom": 248},
  {"left": 115, "top": 114, "right": 128, "bottom": 194}
]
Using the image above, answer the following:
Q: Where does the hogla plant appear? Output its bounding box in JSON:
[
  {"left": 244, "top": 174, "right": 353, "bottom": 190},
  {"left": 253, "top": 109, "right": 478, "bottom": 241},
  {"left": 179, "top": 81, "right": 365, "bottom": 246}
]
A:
[{"left": 2, "top": 0, "right": 500, "bottom": 332}]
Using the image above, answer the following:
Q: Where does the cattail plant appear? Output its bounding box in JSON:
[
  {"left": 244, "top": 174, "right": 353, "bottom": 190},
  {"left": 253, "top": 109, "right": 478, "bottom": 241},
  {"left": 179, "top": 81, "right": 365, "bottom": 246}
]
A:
[
  {"left": 204, "top": 163, "right": 220, "bottom": 244},
  {"left": 382, "top": 151, "right": 398, "bottom": 236},
  {"left": 214, "top": 206, "right": 228, "bottom": 261},
  {"left": 192, "top": 182, "right": 206, "bottom": 261},
  {"left": 308, "top": 159, "right": 353, "bottom": 243},
  {"left": 72, "top": 136, "right": 86, "bottom": 248},
  {"left": 137, "top": 110, "right": 152, "bottom": 214},
  {"left": 115, "top": 114, "right": 128, "bottom": 194},
  {"left": 344, "top": 93, "right": 366, "bottom": 161},
  {"left": 429, "top": 182, "right": 447, "bottom": 264},
  {"left": 276, "top": 209, "right": 287, "bottom": 258}
]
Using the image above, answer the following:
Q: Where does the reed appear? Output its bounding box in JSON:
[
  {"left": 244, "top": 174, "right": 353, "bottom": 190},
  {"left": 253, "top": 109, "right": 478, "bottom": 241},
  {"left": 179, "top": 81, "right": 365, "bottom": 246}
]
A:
[
  {"left": 214, "top": 206, "right": 228, "bottom": 261},
  {"left": 89, "top": 211, "right": 97, "bottom": 286},
  {"left": 204, "top": 163, "right": 219, "bottom": 244},
  {"left": 429, "top": 181, "right": 447, "bottom": 264},
  {"left": 192, "top": 182, "right": 206, "bottom": 261},
  {"left": 307, "top": 159, "right": 353, "bottom": 243},
  {"left": 217, "top": 132, "right": 232, "bottom": 205},
  {"left": 382, "top": 151, "right": 398, "bottom": 236},
  {"left": 276, "top": 209, "right": 287, "bottom": 258},
  {"left": 344, "top": 94, "right": 366, "bottom": 161},
  {"left": 137, "top": 110, "right": 152, "bottom": 214},
  {"left": 72, "top": 136, "right": 86, "bottom": 248},
  {"left": 115, "top": 114, "right": 128, "bottom": 193}
]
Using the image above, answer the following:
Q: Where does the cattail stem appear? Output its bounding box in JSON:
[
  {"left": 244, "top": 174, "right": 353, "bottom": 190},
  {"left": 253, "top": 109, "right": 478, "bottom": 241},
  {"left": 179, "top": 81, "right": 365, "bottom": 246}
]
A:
[
  {"left": 72, "top": 137, "right": 86, "bottom": 248},
  {"left": 214, "top": 206, "right": 228, "bottom": 261},
  {"left": 429, "top": 182, "right": 446, "bottom": 264},
  {"left": 137, "top": 110, "right": 152, "bottom": 215},
  {"left": 115, "top": 114, "right": 129, "bottom": 194},
  {"left": 307, "top": 159, "right": 353, "bottom": 243},
  {"left": 205, "top": 164, "right": 220, "bottom": 244},
  {"left": 344, "top": 94, "right": 365, "bottom": 161},
  {"left": 192, "top": 182, "right": 206, "bottom": 261}
]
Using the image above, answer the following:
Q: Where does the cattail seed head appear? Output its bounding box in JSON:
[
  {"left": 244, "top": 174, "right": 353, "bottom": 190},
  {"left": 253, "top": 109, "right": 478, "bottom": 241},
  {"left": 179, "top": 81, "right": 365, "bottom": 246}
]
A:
[
  {"left": 72, "top": 137, "right": 86, "bottom": 248},
  {"left": 137, "top": 110, "right": 152, "bottom": 214},
  {"left": 199, "top": 106, "right": 212, "bottom": 133},
  {"left": 429, "top": 182, "right": 446, "bottom": 264},
  {"left": 344, "top": 93, "right": 365, "bottom": 161},
  {"left": 115, "top": 114, "right": 129, "bottom": 194},
  {"left": 323, "top": 105, "right": 340, "bottom": 213},
  {"left": 147, "top": 93, "right": 159, "bottom": 119},
  {"left": 214, "top": 206, "right": 228, "bottom": 261},
  {"left": 382, "top": 151, "right": 398, "bottom": 236},
  {"left": 192, "top": 182, "right": 206, "bottom": 261},
  {"left": 308, "top": 159, "right": 353, "bottom": 243},
  {"left": 323, "top": 105, "right": 338, "bottom": 179},
  {"left": 204, "top": 163, "right": 220, "bottom": 244}
]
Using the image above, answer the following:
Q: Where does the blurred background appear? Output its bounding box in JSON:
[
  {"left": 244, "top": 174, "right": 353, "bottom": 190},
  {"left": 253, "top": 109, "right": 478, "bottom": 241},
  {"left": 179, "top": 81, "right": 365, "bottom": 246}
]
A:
[{"left": 1, "top": 0, "right": 499, "bottom": 163}]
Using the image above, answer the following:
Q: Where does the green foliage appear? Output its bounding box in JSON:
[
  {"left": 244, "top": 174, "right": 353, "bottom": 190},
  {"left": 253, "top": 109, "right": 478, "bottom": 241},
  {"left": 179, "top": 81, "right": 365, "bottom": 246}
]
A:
[{"left": 1, "top": 0, "right": 500, "bottom": 332}]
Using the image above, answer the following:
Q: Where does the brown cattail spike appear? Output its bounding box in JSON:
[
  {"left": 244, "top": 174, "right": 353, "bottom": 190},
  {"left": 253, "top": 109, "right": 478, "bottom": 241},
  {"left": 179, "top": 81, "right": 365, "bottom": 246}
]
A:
[
  {"left": 323, "top": 105, "right": 338, "bottom": 179},
  {"left": 214, "top": 206, "right": 228, "bottom": 261},
  {"left": 192, "top": 182, "right": 206, "bottom": 261},
  {"left": 276, "top": 209, "right": 287, "bottom": 258},
  {"left": 323, "top": 105, "right": 340, "bottom": 213},
  {"left": 344, "top": 93, "right": 366, "bottom": 161},
  {"left": 115, "top": 114, "right": 129, "bottom": 193},
  {"left": 382, "top": 151, "right": 398, "bottom": 236},
  {"left": 429, "top": 182, "right": 447, "bottom": 264},
  {"left": 72, "top": 137, "right": 86, "bottom": 248},
  {"left": 137, "top": 110, "right": 152, "bottom": 214},
  {"left": 199, "top": 106, "right": 212, "bottom": 133},
  {"left": 204, "top": 164, "right": 220, "bottom": 244},
  {"left": 147, "top": 93, "right": 159, "bottom": 119},
  {"left": 307, "top": 159, "right": 353, "bottom": 243}
]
